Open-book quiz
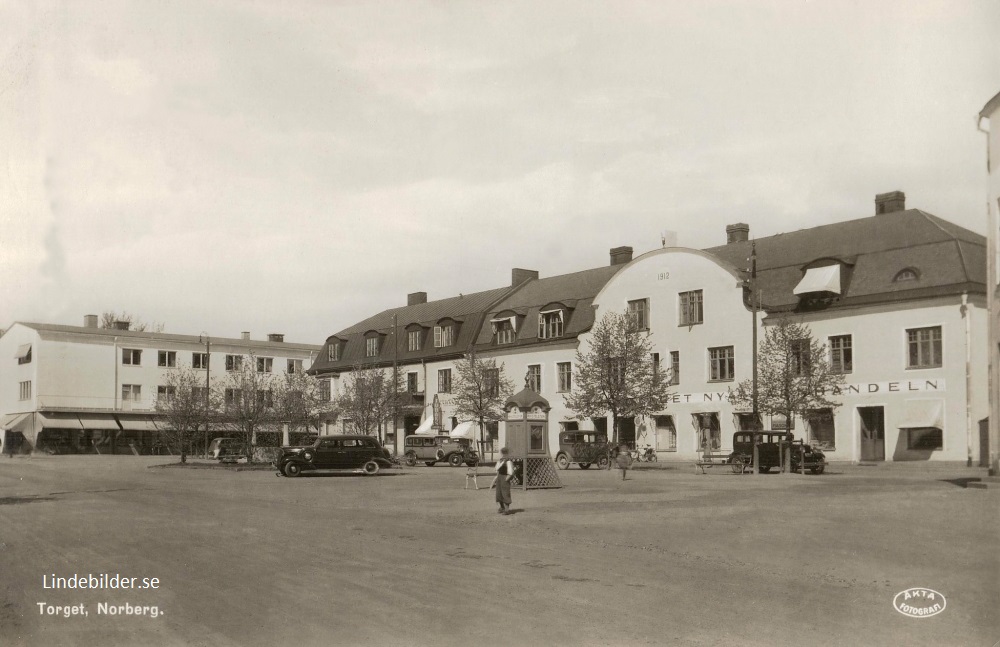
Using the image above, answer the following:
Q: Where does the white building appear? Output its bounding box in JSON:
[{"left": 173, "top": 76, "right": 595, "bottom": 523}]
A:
[
  {"left": 0, "top": 315, "right": 320, "bottom": 454},
  {"left": 980, "top": 90, "right": 1000, "bottom": 476}
]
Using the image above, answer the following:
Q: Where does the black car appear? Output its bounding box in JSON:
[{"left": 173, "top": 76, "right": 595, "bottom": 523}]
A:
[
  {"left": 727, "top": 431, "right": 827, "bottom": 474},
  {"left": 554, "top": 431, "right": 612, "bottom": 470},
  {"left": 275, "top": 435, "right": 395, "bottom": 477}
]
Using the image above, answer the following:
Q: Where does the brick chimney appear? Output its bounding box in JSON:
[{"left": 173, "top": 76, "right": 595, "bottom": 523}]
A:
[
  {"left": 726, "top": 223, "right": 750, "bottom": 244},
  {"left": 267, "top": 333, "right": 284, "bottom": 343},
  {"left": 610, "top": 246, "right": 633, "bottom": 266},
  {"left": 875, "top": 191, "right": 905, "bottom": 215},
  {"left": 84, "top": 314, "right": 98, "bottom": 328},
  {"left": 407, "top": 292, "right": 427, "bottom": 306},
  {"left": 241, "top": 331, "right": 250, "bottom": 341},
  {"left": 512, "top": 268, "right": 539, "bottom": 286}
]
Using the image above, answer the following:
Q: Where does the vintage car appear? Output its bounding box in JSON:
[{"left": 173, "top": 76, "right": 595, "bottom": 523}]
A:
[
  {"left": 401, "top": 435, "right": 479, "bottom": 467},
  {"left": 274, "top": 435, "right": 394, "bottom": 477},
  {"left": 727, "top": 431, "right": 827, "bottom": 474},
  {"left": 554, "top": 431, "right": 612, "bottom": 470}
]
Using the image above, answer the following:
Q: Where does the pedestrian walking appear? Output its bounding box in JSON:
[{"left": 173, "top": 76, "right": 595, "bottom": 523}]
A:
[
  {"left": 615, "top": 443, "right": 633, "bottom": 480},
  {"left": 491, "top": 447, "right": 515, "bottom": 515}
]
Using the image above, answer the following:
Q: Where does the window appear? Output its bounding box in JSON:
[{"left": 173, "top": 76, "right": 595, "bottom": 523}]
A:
[
  {"left": 287, "top": 359, "right": 302, "bottom": 374},
  {"left": 829, "top": 335, "right": 853, "bottom": 374},
  {"left": 679, "top": 290, "right": 703, "bottom": 325},
  {"left": 538, "top": 310, "right": 564, "bottom": 339},
  {"left": 530, "top": 424, "right": 544, "bottom": 451},
  {"left": 655, "top": 415, "right": 676, "bottom": 451},
  {"left": 790, "top": 339, "right": 811, "bottom": 377},
  {"left": 805, "top": 409, "right": 836, "bottom": 451},
  {"left": 122, "top": 349, "right": 142, "bottom": 366},
  {"left": 906, "top": 427, "right": 942, "bottom": 450},
  {"left": 192, "top": 352, "right": 209, "bottom": 369},
  {"left": 19, "top": 380, "right": 31, "bottom": 400},
  {"left": 485, "top": 368, "right": 500, "bottom": 398},
  {"left": 225, "top": 388, "right": 242, "bottom": 408},
  {"left": 122, "top": 384, "right": 142, "bottom": 402},
  {"left": 493, "top": 319, "right": 515, "bottom": 345},
  {"left": 651, "top": 352, "right": 660, "bottom": 380},
  {"left": 408, "top": 372, "right": 419, "bottom": 393},
  {"left": 708, "top": 346, "right": 734, "bottom": 381},
  {"left": 225, "top": 355, "right": 243, "bottom": 371},
  {"left": 157, "top": 351, "right": 177, "bottom": 368},
  {"left": 735, "top": 413, "right": 763, "bottom": 432},
  {"left": 907, "top": 327, "right": 942, "bottom": 368},
  {"left": 438, "top": 369, "right": 452, "bottom": 394},
  {"left": 408, "top": 330, "right": 422, "bottom": 352},
  {"left": 894, "top": 268, "right": 920, "bottom": 282},
  {"left": 319, "top": 379, "right": 331, "bottom": 402},
  {"left": 557, "top": 362, "right": 572, "bottom": 393},
  {"left": 192, "top": 386, "right": 208, "bottom": 402},
  {"left": 628, "top": 299, "right": 649, "bottom": 330},
  {"left": 366, "top": 337, "right": 380, "bottom": 357},
  {"left": 434, "top": 325, "right": 454, "bottom": 348},
  {"left": 257, "top": 357, "right": 273, "bottom": 373},
  {"left": 669, "top": 351, "right": 680, "bottom": 386},
  {"left": 693, "top": 412, "right": 721, "bottom": 451},
  {"left": 157, "top": 385, "right": 176, "bottom": 402},
  {"left": 256, "top": 389, "right": 273, "bottom": 408},
  {"left": 526, "top": 365, "right": 541, "bottom": 392},
  {"left": 606, "top": 357, "right": 626, "bottom": 386},
  {"left": 328, "top": 344, "right": 340, "bottom": 362},
  {"left": 16, "top": 344, "right": 31, "bottom": 365}
]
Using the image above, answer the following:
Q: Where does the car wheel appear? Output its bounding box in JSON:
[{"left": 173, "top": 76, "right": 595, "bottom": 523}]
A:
[
  {"left": 578, "top": 463, "right": 591, "bottom": 470},
  {"left": 730, "top": 456, "right": 746, "bottom": 474},
  {"left": 555, "top": 454, "right": 570, "bottom": 470},
  {"left": 425, "top": 462, "right": 436, "bottom": 467},
  {"left": 362, "top": 461, "right": 380, "bottom": 475},
  {"left": 448, "top": 453, "right": 464, "bottom": 467},
  {"left": 810, "top": 465, "right": 825, "bottom": 475},
  {"left": 435, "top": 449, "right": 446, "bottom": 461},
  {"left": 404, "top": 451, "right": 417, "bottom": 467},
  {"left": 596, "top": 456, "right": 610, "bottom": 470},
  {"left": 283, "top": 462, "right": 301, "bottom": 478}
]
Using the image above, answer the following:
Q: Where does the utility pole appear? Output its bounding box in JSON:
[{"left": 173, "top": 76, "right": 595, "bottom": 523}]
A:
[
  {"left": 750, "top": 242, "right": 761, "bottom": 476},
  {"left": 200, "top": 334, "right": 211, "bottom": 458},
  {"left": 392, "top": 313, "right": 398, "bottom": 454}
]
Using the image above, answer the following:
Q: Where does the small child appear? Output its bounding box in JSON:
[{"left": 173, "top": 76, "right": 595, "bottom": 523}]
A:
[{"left": 615, "top": 443, "right": 633, "bottom": 480}]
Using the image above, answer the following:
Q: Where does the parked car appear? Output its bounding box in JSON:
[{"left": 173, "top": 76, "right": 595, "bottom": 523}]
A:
[
  {"left": 208, "top": 437, "right": 245, "bottom": 462},
  {"left": 274, "top": 435, "right": 394, "bottom": 477},
  {"left": 727, "top": 431, "right": 827, "bottom": 474},
  {"left": 554, "top": 431, "right": 611, "bottom": 470},
  {"left": 401, "top": 435, "right": 479, "bottom": 467}
]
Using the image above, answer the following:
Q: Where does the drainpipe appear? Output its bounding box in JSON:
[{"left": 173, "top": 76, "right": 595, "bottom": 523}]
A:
[
  {"left": 113, "top": 336, "right": 119, "bottom": 410},
  {"left": 962, "top": 292, "right": 972, "bottom": 467}
]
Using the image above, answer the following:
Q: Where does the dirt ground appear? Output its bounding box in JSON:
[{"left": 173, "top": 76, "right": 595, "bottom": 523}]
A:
[{"left": 0, "top": 455, "right": 996, "bottom": 647}]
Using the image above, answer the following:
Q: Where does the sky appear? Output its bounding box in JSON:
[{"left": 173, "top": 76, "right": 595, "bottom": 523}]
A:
[{"left": 1, "top": 0, "right": 998, "bottom": 344}]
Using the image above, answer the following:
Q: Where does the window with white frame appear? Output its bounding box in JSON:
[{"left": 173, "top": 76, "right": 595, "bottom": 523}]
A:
[
  {"left": 669, "top": 351, "right": 680, "bottom": 385},
  {"left": 527, "top": 364, "right": 541, "bottom": 392},
  {"left": 557, "top": 362, "right": 572, "bottom": 392},
  {"left": 157, "top": 385, "right": 176, "bottom": 402},
  {"left": 122, "top": 384, "right": 142, "bottom": 402},
  {"left": 708, "top": 346, "right": 734, "bottom": 381},
  {"left": 225, "top": 355, "right": 243, "bottom": 371},
  {"left": 434, "top": 325, "right": 454, "bottom": 348},
  {"left": 328, "top": 343, "right": 340, "bottom": 361},
  {"left": 319, "top": 379, "right": 331, "bottom": 402},
  {"left": 157, "top": 350, "right": 176, "bottom": 368},
  {"left": 693, "top": 412, "right": 721, "bottom": 451},
  {"left": 287, "top": 359, "right": 303, "bottom": 374},
  {"left": 485, "top": 368, "right": 500, "bottom": 397},
  {"left": 192, "top": 352, "right": 209, "bottom": 369},
  {"left": 679, "top": 290, "right": 703, "bottom": 325},
  {"left": 438, "top": 368, "right": 452, "bottom": 394},
  {"left": 257, "top": 357, "right": 273, "bottom": 373},
  {"left": 538, "top": 310, "right": 564, "bottom": 339},
  {"left": 122, "top": 348, "right": 142, "bottom": 366},
  {"left": 829, "top": 335, "right": 853, "bottom": 374},
  {"left": 407, "top": 330, "right": 422, "bottom": 351},
  {"left": 907, "top": 326, "right": 942, "bottom": 368},
  {"left": 628, "top": 299, "right": 649, "bottom": 330},
  {"left": 366, "top": 336, "right": 380, "bottom": 357},
  {"left": 19, "top": 380, "right": 31, "bottom": 400},
  {"left": 492, "top": 318, "right": 515, "bottom": 345}
]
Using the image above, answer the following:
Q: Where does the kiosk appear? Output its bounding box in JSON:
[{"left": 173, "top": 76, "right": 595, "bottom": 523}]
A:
[{"left": 504, "top": 388, "right": 562, "bottom": 490}]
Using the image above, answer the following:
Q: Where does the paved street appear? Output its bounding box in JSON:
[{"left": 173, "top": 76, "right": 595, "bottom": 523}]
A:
[{"left": 0, "top": 456, "right": 996, "bottom": 647}]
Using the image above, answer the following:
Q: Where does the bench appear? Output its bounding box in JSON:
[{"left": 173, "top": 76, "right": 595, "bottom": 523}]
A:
[{"left": 694, "top": 453, "right": 741, "bottom": 474}]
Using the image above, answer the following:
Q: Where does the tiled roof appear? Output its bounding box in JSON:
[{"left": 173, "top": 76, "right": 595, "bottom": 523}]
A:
[
  {"left": 12, "top": 322, "right": 321, "bottom": 351},
  {"left": 704, "top": 209, "right": 986, "bottom": 311}
]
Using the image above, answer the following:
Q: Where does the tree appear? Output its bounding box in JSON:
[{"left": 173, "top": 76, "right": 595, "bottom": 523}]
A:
[
  {"left": 218, "top": 351, "right": 279, "bottom": 463},
  {"left": 336, "top": 363, "right": 403, "bottom": 442},
  {"left": 272, "top": 370, "right": 337, "bottom": 443},
  {"left": 154, "top": 366, "right": 217, "bottom": 463},
  {"left": 563, "top": 309, "right": 673, "bottom": 446},
  {"left": 452, "top": 351, "right": 515, "bottom": 457},
  {"left": 100, "top": 310, "right": 164, "bottom": 333},
  {"left": 728, "top": 317, "right": 846, "bottom": 467}
]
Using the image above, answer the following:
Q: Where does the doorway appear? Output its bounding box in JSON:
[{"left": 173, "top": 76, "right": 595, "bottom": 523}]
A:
[{"left": 859, "top": 406, "right": 885, "bottom": 461}]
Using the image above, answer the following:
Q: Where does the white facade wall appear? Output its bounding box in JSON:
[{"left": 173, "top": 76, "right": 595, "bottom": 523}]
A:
[{"left": 983, "top": 96, "right": 1000, "bottom": 474}]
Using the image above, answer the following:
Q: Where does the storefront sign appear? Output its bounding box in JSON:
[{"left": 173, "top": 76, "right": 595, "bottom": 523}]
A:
[{"left": 663, "top": 379, "right": 945, "bottom": 406}]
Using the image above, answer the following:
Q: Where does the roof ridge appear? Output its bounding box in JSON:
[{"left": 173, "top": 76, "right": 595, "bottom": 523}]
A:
[{"left": 714, "top": 239, "right": 975, "bottom": 272}]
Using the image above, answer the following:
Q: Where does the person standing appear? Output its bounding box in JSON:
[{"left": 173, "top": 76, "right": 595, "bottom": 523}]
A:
[
  {"left": 616, "top": 443, "right": 633, "bottom": 480},
  {"left": 492, "top": 447, "right": 515, "bottom": 514}
]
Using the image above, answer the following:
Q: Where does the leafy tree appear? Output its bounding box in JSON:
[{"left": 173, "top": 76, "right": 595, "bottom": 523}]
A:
[
  {"left": 100, "top": 311, "right": 164, "bottom": 333},
  {"left": 218, "top": 351, "right": 279, "bottom": 463},
  {"left": 563, "top": 309, "right": 673, "bottom": 445},
  {"left": 272, "top": 370, "right": 337, "bottom": 442},
  {"left": 728, "top": 317, "right": 845, "bottom": 460},
  {"left": 154, "top": 365, "right": 218, "bottom": 463},
  {"left": 452, "top": 351, "right": 515, "bottom": 457},
  {"left": 336, "top": 363, "right": 403, "bottom": 443}
]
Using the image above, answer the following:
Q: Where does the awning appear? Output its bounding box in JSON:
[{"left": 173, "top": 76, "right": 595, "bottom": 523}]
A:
[
  {"left": 449, "top": 421, "right": 476, "bottom": 439},
  {"left": 77, "top": 413, "right": 119, "bottom": 430},
  {"left": 14, "top": 344, "right": 31, "bottom": 360},
  {"left": 898, "top": 400, "right": 944, "bottom": 429},
  {"left": 115, "top": 416, "right": 161, "bottom": 432},
  {"left": 37, "top": 412, "right": 83, "bottom": 430},
  {"left": 490, "top": 315, "right": 517, "bottom": 333},
  {"left": 1, "top": 412, "right": 32, "bottom": 433},
  {"left": 414, "top": 417, "right": 436, "bottom": 434},
  {"left": 793, "top": 265, "right": 841, "bottom": 295}
]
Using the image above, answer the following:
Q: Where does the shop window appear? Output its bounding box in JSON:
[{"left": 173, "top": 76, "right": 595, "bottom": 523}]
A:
[
  {"left": 734, "top": 413, "right": 762, "bottom": 432},
  {"left": 805, "top": 409, "right": 836, "bottom": 451},
  {"left": 906, "top": 427, "right": 942, "bottom": 450},
  {"left": 693, "top": 413, "right": 720, "bottom": 451},
  {"left": 654, "top": 415, "right": 676, "bottom": 451}
]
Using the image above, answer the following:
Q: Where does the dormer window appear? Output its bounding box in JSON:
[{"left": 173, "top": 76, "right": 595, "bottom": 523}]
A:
[
  {"left": 491, "top": 315, "right": 517, "bottom": 345},
  {"left": 538, "top": 309, "right": 564, "bottom": 339},
  {"left": 793, "top": 264, "right": 842, "bottom": 296},
  {"left": 366, "top": 336, "right": 380, "bottom": 357},
  {"left": 327, "top": 339, "right": 343, "bottom": 361},
  {"left": 433, "top": 324, "right": 454, "bottom": 348},
  {"left": 893, "top": 268, "right": 920, "bottom": 282}
]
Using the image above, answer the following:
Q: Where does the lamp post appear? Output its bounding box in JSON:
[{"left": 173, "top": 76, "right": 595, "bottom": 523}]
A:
[{"left": 199, "top": 333, "right": 211, "bottom": 458}]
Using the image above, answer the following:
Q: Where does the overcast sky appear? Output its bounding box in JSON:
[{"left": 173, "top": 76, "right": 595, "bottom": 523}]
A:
[{"left": 2, "top": 0, "right": 998, "bottom": 344}]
